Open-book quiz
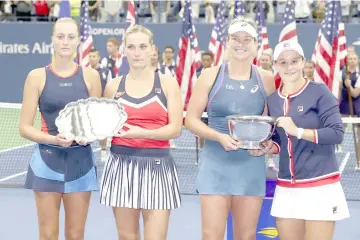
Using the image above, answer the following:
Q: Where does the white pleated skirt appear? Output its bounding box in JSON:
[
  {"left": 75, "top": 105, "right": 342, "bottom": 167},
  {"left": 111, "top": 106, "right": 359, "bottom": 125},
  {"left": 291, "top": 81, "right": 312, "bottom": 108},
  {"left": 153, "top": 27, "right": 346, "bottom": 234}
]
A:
[
  {"left": 271, "top": 181, "right": 350, "bottom": 221},
  {"left": 100, "top": 145, "right": 181, "bottom": 210}
]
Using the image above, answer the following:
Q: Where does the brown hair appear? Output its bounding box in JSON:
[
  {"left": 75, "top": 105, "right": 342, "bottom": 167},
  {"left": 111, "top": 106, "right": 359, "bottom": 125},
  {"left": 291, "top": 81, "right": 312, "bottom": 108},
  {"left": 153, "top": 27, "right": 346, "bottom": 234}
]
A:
[
  {"left": 202, "top": 51, "right": 214, "bottom": 59},
  {"left": 305, "top": 59, "right": 315, "bottom": 67},
  {"left": 107, "top": 37, "right": 119, "bottom": 47}
]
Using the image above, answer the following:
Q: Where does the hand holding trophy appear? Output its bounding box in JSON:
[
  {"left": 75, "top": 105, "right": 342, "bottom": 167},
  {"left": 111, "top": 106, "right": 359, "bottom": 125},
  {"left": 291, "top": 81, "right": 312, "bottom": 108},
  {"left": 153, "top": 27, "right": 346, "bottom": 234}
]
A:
[
  {"left": 227, "top": 115, "right": 276, "bottom": 156},
  {"left": 55, "top": 97, "right": 128, "bottom": 145}
]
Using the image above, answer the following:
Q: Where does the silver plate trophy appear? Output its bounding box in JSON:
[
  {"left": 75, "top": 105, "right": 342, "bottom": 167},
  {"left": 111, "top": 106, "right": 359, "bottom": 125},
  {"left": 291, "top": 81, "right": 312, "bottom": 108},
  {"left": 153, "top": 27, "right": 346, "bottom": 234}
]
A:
[
  {"left": 227, "top": 115, "right": 277, "bottom": 150},
  {"left": 55, "top": 97, "right": 128, "bottom": 142}
]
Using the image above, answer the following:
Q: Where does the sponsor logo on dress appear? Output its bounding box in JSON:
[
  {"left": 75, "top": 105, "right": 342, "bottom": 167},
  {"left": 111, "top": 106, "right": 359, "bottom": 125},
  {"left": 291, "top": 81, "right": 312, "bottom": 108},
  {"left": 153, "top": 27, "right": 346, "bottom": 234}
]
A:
[
  {"left": 59, "top": 83, "right": 72, "bottom": 87},
  {"left": 251, "top": 85, "right": 259, "bottom": 93},
  {"left": 226, "top": 84, "right": 234, "bottom": 90},
  {"left": 333, "top": 206, "right": 338, "bottom": 214}
]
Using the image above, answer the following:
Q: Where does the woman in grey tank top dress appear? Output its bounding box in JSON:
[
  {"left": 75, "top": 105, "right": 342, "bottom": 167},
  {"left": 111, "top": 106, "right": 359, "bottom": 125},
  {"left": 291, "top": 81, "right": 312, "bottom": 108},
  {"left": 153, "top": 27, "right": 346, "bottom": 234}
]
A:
[{"left": 185, "top": 18, "right": 278, "bottom": 239}]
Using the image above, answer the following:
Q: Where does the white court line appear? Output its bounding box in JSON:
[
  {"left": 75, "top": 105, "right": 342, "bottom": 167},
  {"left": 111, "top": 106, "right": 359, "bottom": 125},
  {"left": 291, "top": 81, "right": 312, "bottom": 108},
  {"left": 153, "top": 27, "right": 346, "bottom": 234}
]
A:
[
  {"left": 0, "top": 147, "right": 102, "bottom": 183},
  {"left": 339, "top": 152, "right": 350, "bottom": 174},
  {"left": 0, "top": 171, "right": 27, "bottom": 182},
  {"left": 0, "top": 143, "right": 35, "bottom": 154}
]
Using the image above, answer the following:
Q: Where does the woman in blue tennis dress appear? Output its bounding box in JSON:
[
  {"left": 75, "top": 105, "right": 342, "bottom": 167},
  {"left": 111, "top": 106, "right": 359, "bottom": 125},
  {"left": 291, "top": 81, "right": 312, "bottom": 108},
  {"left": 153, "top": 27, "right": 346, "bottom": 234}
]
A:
[
  {"left": 19, "top": 18, "right": 101, "bottom": 239},
  {"left": 185, "top": 17, "right": 279, "bottom": 239}
]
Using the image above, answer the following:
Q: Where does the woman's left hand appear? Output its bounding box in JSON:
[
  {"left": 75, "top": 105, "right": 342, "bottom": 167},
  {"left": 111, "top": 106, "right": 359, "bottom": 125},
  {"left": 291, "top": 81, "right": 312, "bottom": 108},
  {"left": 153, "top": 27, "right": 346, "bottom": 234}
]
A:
[
  {"left": 75, "top": 139, "right": 88, "bottom": 146},
  {"left": 276, "top": 116, "right": 298, "bottom": 136},
  {"left": 248, "top": 140, "right": 273, "bottom": 157},
  {"left": 115, "top": 123, "right": 147, "bottom": 139}
]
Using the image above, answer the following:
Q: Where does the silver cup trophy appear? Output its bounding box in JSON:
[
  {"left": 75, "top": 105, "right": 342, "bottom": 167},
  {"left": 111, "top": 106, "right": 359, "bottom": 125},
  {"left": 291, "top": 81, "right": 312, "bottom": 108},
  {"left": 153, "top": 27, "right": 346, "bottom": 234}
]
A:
[{"left": 227, "top": 115, "right": 277, "bottom": 149}]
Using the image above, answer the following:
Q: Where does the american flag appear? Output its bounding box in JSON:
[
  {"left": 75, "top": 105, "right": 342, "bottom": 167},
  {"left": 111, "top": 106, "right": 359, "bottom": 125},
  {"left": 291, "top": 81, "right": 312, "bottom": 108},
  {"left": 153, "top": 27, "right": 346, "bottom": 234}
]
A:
[
  {"left": 78, "top": 1, "right": 94, "bottom": 67},
  {"left": 313, "top": 1, "right": 344, "bottom": 98},
  {"left": 234, "top": 0, "right": 245, "bottom": 18},
  {"left": 275, "top": 0, "right": 297, "bottom": 88},
  {"left": 175, "top": 0, "right": 200, "bottom": 110},
  {"left": 311, "top": 29, "right": 321, "bottom": 62},
  {"left": 208, "top": 0, "right": 227, "bottom": 66},
  {"left": 336, "top": 5, "right": 347, "bottom": 70},
  {"left": 117, "top": 0, "right": 136, "bottom": 76},
  {"left": 279, "top": 0, "right": 297, "bottom": 42},
  {"left": 254, "top": 0, "right": 269, "bottom": 66}
]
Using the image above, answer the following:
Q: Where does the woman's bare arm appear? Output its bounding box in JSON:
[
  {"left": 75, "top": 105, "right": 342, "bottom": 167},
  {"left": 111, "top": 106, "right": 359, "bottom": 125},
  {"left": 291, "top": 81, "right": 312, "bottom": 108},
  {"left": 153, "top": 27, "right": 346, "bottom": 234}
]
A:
[
  {"left": 103, "top": 77, "right": 121, "bottom": 99},
  {"left": 185, "top": 66, "right": 223, "bottom": 141},
  {"left": 257, "top": 67, "right": 276, "bottom": 97},
  {"left": 83, "top": 67, "right": 102, "bottom": 98}
]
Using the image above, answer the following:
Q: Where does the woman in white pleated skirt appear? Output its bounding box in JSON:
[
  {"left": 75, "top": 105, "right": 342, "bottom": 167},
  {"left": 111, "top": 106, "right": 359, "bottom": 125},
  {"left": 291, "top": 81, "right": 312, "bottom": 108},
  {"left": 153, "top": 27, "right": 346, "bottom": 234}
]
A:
[{"left": 99, "top": 24, "right": 183, "bottom": 240}]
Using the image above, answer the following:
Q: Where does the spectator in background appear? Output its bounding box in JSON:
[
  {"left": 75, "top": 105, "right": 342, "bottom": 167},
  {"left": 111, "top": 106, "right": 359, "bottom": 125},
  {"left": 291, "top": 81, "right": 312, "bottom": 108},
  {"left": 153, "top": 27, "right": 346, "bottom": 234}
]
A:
[
  {"left": 33, "top": 0, "right": 50, "bottom": 21},
  {"left": 152, "top": 46, "right": 173, "bottom": 76},
  {"left": 89, "top": 48, "right": 112, "bottom": 97},
  {"left": 178, "top": 0, "right": 200, "bottom": 22},
  {"left": 340, "top": 0, "right": 351, "bottom": 23},
  {"left": 48, "top": 0, "right": 60, "bottom": 22},
  {"left": 89, "top": 48, "right": 112, "bottom": 162},
  {"left": 340, "top": 52, "right": 360, "bottom": 117},
  {"left": 101, "top": 0, "right": 123, "bottom": 23},
  {"left": 14, "top": 0, "right": 32, "bottom": 21},
  {"left": 312, "top": 0, "right": 325, "bottom": 23},
  {"left": 275, "top": 0, "right": 287, "bottom": 23},
  {"left": 150, "top": 0, "right": 170, "bottom": 23},
  {"left": 151, "top": 46, "right": 161, "bottom": 72},
  {"left": 88, "top": 0, "right": 101, "bottom": 22},
  {"left": 252, "top": 0, "right": 270, "bottom": 19},
  {"left": 162, "top": 46, "right": 176, "bottom": 76},
  {"left": 303, "top": 60, "right": 315, "bottom": 81},
  {"left": 295, "top": 0, "right": 313, "bottom": 23},
  {"left": 69, "top": 0, "right": 81, "bottom": 21},
  {"left": 0, "top": 0, "right": 15, "bottom": 21},
  {"left": 197, "top": 51, "right": 214, "bottom": 77},
  {"left": 196, "top": 51, "right": 214, "bottom": 148},
  {"left": 259, "top": 52, "right": 273, "bottom": 73},
  {"left": 204, "top": 0, "right": 215, "bottom": 23},
  {"left": 137, "top": 0, "right": 153, "bottom": 23},
  {"left": 339, "top": 52, "right": 360, "bottom": 154},
  {"left": 101, "top": 37, "right": 120, "bottom": 78}
]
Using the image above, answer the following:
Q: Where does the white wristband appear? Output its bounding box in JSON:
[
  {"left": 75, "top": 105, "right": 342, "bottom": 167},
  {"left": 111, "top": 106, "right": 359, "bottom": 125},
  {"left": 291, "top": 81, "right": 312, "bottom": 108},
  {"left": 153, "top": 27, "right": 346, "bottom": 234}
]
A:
[{"left": 297, "top": 128, "right": 304, "bottom": 139}]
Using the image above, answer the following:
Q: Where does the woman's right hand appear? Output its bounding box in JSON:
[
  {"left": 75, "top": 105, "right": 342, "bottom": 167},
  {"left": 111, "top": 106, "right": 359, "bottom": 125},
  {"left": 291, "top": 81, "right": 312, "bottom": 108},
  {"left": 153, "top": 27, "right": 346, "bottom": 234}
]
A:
[
  {"left": 217, "top": 133, "right": 241, "bottom": 151},
  {"left": 54, "top": 133, "right": 74, "bottom": 147}
]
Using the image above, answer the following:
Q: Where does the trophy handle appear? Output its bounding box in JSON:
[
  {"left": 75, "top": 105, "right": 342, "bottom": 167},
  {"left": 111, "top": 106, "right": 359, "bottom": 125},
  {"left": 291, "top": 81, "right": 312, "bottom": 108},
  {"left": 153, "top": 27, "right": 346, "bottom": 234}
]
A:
[{"left": 228, "top": 119, "right": 237, "bottom": 139}]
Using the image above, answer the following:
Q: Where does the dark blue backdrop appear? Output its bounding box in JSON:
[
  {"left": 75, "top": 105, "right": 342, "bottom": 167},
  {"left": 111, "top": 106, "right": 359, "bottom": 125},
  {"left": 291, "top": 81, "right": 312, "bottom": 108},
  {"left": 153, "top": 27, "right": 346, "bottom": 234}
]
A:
[{"left": 1, "top": 22, "right": 359, "bottom": 103}]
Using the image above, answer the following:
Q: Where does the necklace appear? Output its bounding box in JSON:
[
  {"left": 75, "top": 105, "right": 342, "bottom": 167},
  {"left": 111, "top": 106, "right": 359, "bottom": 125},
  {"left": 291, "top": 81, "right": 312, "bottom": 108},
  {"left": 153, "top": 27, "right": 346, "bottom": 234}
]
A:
[{"left": 239, "top": 81, "right": 245, "bottom": 89}]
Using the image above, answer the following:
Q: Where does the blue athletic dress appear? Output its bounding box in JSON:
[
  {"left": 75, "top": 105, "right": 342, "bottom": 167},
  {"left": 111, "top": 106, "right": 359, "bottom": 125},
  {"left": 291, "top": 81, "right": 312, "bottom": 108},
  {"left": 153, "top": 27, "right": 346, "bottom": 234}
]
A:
[
  {"left": 24, "top": 65, "right": 98, "bottom": 193},
  {"left": 196, "top": 64, "right": 268, "bottom": 196}
]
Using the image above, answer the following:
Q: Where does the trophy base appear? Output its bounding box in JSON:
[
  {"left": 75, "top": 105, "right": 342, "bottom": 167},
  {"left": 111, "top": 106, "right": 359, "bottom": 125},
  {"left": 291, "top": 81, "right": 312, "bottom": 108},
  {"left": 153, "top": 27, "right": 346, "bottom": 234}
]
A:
[{"left": 238, "top": 141, "right": 263, "bottom": 150}]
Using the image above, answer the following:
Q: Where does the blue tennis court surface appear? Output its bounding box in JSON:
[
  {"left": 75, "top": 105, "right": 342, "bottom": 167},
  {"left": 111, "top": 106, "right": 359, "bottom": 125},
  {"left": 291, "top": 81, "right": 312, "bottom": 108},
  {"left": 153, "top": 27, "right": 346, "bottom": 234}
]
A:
[
  {"left": 0, "top": 128, "right": 360, "bottom": 239},
  {"left": 0, "top": 190, "right": 359, "bottom": 240}
]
